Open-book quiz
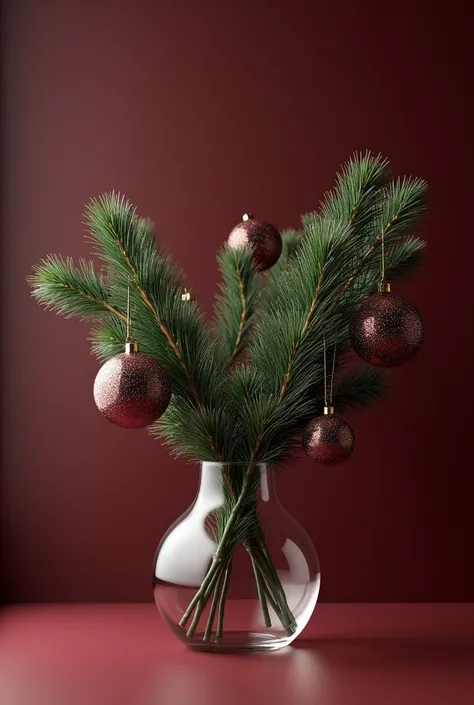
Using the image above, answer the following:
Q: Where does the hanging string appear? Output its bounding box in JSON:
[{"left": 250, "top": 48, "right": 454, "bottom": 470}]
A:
[
  {"left": 126, "top": 283, "right": 131, "bottom": 341},
  {"left": 323, "top": 335, "right": 328, "bottom": 407},
  {"left": 323, "top": 333, "right": 338, "bottom": 407},
  {"left": 381, "top": 226, "right": 386, "bottom": 284},
  {"left": 329, "top": 335, "right": 337, "bottom": 405}
]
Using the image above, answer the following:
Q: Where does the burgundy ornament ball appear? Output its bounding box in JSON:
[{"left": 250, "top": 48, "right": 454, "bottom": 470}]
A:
[
  {"left": 93, "top": 346, "right": 171, "bottom": 428},
  {"left": 350, "top": 290, "right": 424, "bottom": 368},
  {"left": 302, "top": 412, "right": 355, "bottom": 466},
  {"left": 228, "top": 214, "right": 282, "bottom": 271}
]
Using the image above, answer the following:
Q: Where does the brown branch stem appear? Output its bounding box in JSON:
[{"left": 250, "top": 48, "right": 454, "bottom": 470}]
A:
[
  {"left": 61, "top": 284, "right": 127, "bottom": 323},
  {"left": 115, "top": 242, "right": 224, "bottom": 462},
  {"left": 116, "top": 242, "right": 204, "bottom": 403},
  {"left": 230, "top": 268, "right": 247, "bottom": 364},
  {"left": 279, "top": 267, "right": 324, "bottom": 401}
]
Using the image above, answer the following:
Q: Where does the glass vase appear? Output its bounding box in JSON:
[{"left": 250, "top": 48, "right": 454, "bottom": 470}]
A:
[{"left": 153, "top": 462, "right": 320, "bottom": 653}]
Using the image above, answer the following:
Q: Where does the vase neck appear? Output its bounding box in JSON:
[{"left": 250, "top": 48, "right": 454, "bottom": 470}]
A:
[{"left": 198, "top": 462, "right": 276, "bottom": 503}]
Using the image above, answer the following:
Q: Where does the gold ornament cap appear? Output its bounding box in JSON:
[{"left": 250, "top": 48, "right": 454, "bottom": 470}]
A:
[
  {"left": 242, "top": 213, "right": 254, "bottom": 222},
  {"left": 378, "top": 281, "right": 391, "bottom": 293},
  {"left": 181, "top": 288, "right": 192, "bottom": 302},
  {"left": 125, "top": 338, "right": 139, "bottom": 354},
  {"left": 323, "top": 405, "right": 334, "bottom": 415}
]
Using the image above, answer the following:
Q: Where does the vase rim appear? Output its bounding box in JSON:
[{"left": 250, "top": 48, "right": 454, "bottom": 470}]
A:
[{"left": 200, "top": 461, "right": 271, "bottom": 468}]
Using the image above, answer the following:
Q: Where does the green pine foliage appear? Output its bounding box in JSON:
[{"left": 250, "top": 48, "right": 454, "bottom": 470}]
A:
[
  {"left": 30, "top": 255, "right": 119, "bottom": 320},
  {"left": 213, "top": 246, "right": 260, "bottom": 366},
  {"left": 332, "top": 368, "right": 389, "bottom": 412},
  {"left": 84, "top": 194, "right": 225, "bottom": 411},
  {"left": 266, "top": 228, "right": 303, "bottom": 283},
  {"left": 29, "top": 153, "right": 427, "bottom": 468},
  {"left": 220, "top": 154, "right": 427, "bottom": 464}
]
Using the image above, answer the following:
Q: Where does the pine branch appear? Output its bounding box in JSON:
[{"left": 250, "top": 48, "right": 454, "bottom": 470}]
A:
[
  {"left": 29, "top": 255, "right": 125, "bottom": 322},
  {"left": 89, "top": 316, "right": 127, "bottom": 361},
  {"left": 384, "top": 236, "right": 425, "bottom": 280},
  {"left": 276, "top": 153, "right": 390, "bottom": 401},
  {"left": 332, "top": 368, "right": 388, "bottom": 412},
  {"left": 233, "top": 155, "right": 426, "bottom": 465},
  {"left": 86, "top": 197, "right": 202, "bottom": 404},
  {"left": 228, "top": 364, "right": 263, "bottom": 404},
  {"left": 213, "top": 247, "right": 260, "bottom": 366},
  {"left": 31, "top": 194, "right": 230, "bottom": 462},
  {"left": 227, "top": 220, "right": 354, "bottom": 463},
  {"left": 214, "top": 230, "right": 304, "bottom": 369},
  {"left": 265, "top": 229, "right": 303, "bottom": 289},
  {"left": 155, "top": 403, "right": 237, "bottom": 462},
  {"left": 341, "top": 177, "right": 427, "bottom": 295},
  {"left": 85, "top": 193, "right": 225, "bottom": 411},
  {"left": 357, "top": 235, "right": 426, "bottom": 288},
  {"left": 317, "top": 150, "right": 390, "bottom": 226},
  {"left": 29, "top": 155, "right": 428, "bottom": 469}
]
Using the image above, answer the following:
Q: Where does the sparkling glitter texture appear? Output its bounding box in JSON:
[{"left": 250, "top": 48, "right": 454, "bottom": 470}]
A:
[
  {"left": 302, "top": 414, "right": 355, "bottom": 466},
  {"left": 93, "top": 352, "right": 171, "bottom": 429},
  {"left": 228, "top": 217, "right": 282, "bottom": 271},
  {"left": 350, "top": 291, "right": 424, "bottom": 368}
]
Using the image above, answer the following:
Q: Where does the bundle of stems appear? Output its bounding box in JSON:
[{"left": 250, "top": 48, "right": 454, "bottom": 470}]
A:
[
  {"left": 180, "top": 465, "right": 298, "bottom": 640},
  {"left": 29, "top": 153, "right": 427, "bottom": 640}
]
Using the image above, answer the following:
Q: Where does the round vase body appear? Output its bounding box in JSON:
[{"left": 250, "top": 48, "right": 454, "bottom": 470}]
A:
[{"left": 153, "top": 463, "right": 320, "bottom": 653}]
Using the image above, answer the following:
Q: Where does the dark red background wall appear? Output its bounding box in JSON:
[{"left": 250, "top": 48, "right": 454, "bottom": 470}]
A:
[{"left": 2, "top": 0, "right": 473, "bottom": 603}]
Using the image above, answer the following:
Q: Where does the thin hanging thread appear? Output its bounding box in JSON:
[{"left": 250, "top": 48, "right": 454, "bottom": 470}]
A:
[
  {"left": 323, "top": 335, "right": 327, "bottom": 406},
  {"left": 329, "top": 336, "right": 337, "bottom": 405},
  {"left": 381, "top": 226, "right": 386, "bottom": 283},
  {"left": 126, "top": 284, "right": 131, "bottom": 341},
  {"left": 323, "top": 334, "right": 338, "bottom": 407}
]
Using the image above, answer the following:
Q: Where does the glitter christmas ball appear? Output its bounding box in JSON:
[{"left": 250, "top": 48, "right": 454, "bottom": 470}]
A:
[
  {"left": 302, "top": 413, "right": 355, "bottom": 466},
  {"left": 350, "top": 291, "right": 424, "bottom": 367},
  {"left": 93, "top": 350, "right": 171, "bottom": 428},
  {"left": 228, "top": 214, "right": 282, "bottom": 271}
]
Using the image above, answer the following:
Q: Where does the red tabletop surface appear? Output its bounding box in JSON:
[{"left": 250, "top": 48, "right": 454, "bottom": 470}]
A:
[{"left": 1, "top": 603, "right": 473, "bottom": 705}]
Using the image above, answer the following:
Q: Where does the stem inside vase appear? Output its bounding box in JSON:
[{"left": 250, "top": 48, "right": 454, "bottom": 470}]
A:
[{"left": 179, "top": 465, "right": 298, "bottom": 642}]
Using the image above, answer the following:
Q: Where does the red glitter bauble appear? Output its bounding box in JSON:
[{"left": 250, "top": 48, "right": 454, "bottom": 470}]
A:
[
  {"left": 93, "top": 350, "right": 171, "bottom": 428},
  {"left": 302, "top": 413, "right": 355, "bottom": 466},
  {"left": 350, "top": 290, "right": 424, "bottom": 368},
  {"left": 228, "top": 214, "right": 282, "bottom": 271}
]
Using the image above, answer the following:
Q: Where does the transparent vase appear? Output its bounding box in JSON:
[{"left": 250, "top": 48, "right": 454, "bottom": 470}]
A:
[{"left": 153, "top": 462, "right": 320, "bottom": 653}]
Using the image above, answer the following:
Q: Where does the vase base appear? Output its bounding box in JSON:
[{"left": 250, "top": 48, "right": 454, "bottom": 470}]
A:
[{"left": 185, "top": 631, "right": 294, "bottom": 654}]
